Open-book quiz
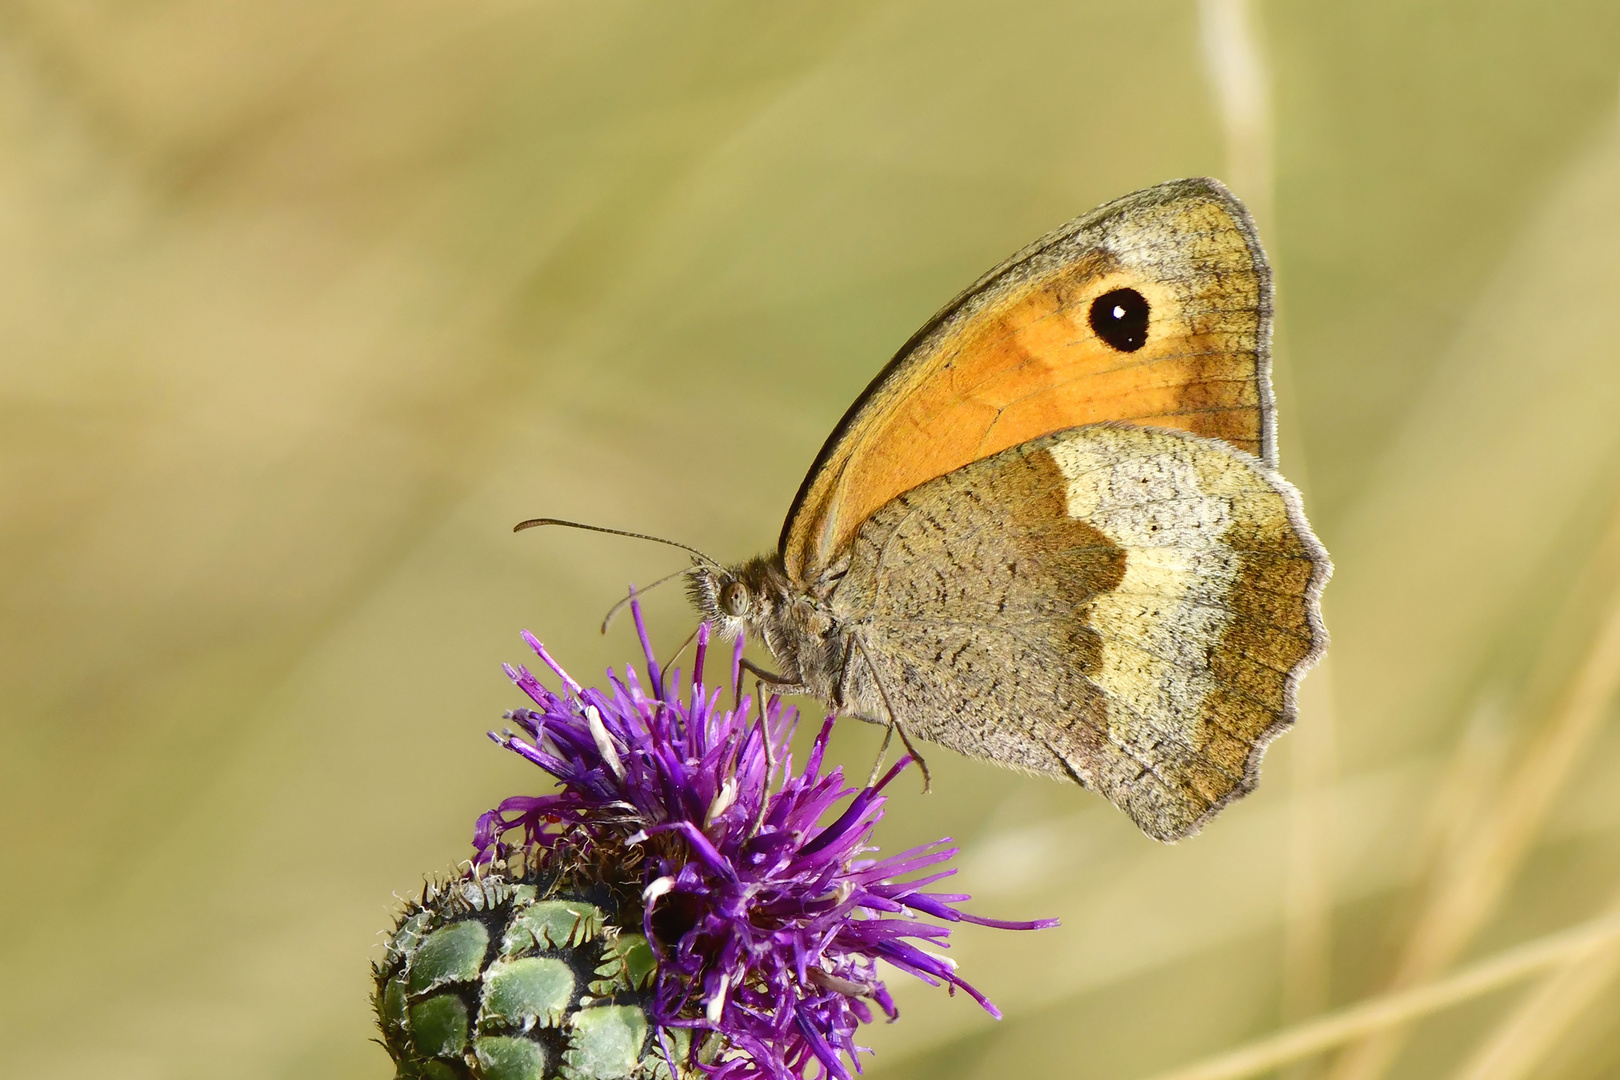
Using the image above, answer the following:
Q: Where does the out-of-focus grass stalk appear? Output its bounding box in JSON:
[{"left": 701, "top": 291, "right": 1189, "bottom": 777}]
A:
[
  {"left": 1199, "top": 4, "right": 1338, "bottom": 1066},
  {"left": 1197, "top": 0, "right": 1272, "bottom": 226},
  {"left": 1412, "top": 693, "right": 1510, "bottom": 892},
  {"left": 1284, "top": 656, "right": 1338, "bottom": 1034},
  {"left": 1447, "top": 884, "right": 1620, "bottom": 1080},
  {"left": 1327, "top": 500, "right": 1620, "bottom": 1080},
  {"left": 1134, "top": 910, "right": 1620, "bottom": 1080}
]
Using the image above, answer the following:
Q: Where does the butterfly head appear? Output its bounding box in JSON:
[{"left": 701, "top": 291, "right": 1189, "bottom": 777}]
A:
[{"left": 686, "top": 554, "right": 796, "bottom": 644}]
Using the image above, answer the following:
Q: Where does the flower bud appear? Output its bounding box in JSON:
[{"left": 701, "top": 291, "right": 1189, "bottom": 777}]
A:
[{"left": 374, "top": 852, "right": 699, "bottom": 1080}]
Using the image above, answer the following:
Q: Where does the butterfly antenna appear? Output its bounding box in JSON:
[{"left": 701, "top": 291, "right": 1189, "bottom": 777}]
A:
[
  {"left": 599, "top": 567, "right": 691, "bottom": 635},
  {"left": 513, "top": 517, "right": 722, "bottom": 569}
]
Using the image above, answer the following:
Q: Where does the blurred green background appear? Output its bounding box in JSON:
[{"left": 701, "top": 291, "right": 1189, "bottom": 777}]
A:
[{"left": 4, "top": 2, "right": 1620, "bottom": 1078}]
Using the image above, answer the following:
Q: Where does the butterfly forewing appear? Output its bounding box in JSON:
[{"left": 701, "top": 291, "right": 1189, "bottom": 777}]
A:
[{"left": 781, "top": 178, "right": 1274, "bottom": 583}]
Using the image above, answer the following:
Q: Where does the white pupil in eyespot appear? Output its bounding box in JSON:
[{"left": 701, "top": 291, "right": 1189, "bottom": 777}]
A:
[{"left": 1112, "top": 305, "right": 1126, "bottom": 319}]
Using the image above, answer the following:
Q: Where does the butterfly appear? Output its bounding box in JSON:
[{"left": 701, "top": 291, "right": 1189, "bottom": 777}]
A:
[{"left": 555, "top": 178, "right": 1329, "bottom": 842}]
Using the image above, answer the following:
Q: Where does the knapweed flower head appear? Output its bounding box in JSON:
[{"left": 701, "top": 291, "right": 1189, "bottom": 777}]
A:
[{"left": 471, "top": 601, "right": 1056, "bottom": 1080}]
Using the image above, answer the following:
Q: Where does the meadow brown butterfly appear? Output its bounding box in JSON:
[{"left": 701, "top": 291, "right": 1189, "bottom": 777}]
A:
[{"left": 608, "top": 179, "right": 1326, "bottom": 841}]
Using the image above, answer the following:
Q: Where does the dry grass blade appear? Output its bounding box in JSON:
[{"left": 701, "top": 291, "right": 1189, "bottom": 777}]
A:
[
  {"left": 1134, "top": 911, "right": 1620, "bottom": 1080},
  {"left": 1447, "top": 884, "right": 1620, "bottom": 1080},
  {"left": 1325, "top": 497, "right": 1620, "bottom": 1080}
]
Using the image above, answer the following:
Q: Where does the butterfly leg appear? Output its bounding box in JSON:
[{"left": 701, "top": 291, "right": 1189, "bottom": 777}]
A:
[
  {"left": 747, "top": 678, "right": 775, "bottom": 839},
  {"left": 851, "top": 635, "right": 932, "bottom": 794},
  {"left": 865, "top": 724, "right": 895, "bottom": 787},
  {"left": 738, "top": 657, "right": 803, "bottom": 691},
  {"left": 659, "top": 625, "right": 700, "bottom": 681}
]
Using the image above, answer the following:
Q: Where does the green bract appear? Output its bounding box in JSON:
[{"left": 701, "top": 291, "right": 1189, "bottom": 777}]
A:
[{"left": 374, "top": 863, "right": 685, "bottom": 1080}]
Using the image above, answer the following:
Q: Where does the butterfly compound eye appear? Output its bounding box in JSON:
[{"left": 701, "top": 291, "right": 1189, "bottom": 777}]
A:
[
  {"left": 1088, "top": 287, "right": 1150, "bottom": 352},
  {"left": 720, "top": 581, "right": 750, "bottom": 618}
]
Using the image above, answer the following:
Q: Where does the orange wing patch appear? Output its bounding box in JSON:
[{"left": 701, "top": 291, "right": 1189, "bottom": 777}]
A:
[{"left": 782, "top": 180, "right": 1272, "bottom": 582}]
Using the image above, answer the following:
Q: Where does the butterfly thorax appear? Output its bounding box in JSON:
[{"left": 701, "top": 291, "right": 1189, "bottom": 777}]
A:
[{"left": 686, "top": 554, "right": 849, "bottom": 707}]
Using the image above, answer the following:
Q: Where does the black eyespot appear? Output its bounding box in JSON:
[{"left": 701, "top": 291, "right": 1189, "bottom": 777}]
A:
[{"left": 1088, "top": 287, "right": 1150, "bottom": 352}]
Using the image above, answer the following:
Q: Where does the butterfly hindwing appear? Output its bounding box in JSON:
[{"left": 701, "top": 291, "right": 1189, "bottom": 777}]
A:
[{"left": 829, "top": 425, "right": 1326, "bottom": 841}]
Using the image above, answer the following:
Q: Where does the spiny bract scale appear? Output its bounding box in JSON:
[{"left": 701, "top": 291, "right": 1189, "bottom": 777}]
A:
[{"left": 373, "top": 860, "right": 689, "bottom": 1080}]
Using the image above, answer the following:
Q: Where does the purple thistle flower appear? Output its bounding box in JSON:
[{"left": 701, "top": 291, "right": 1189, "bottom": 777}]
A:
[{"left": 475, "top": 601, "right": 1057, "bottom": 1080}]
